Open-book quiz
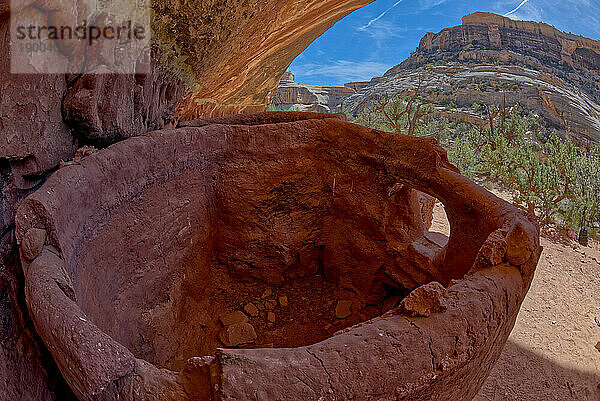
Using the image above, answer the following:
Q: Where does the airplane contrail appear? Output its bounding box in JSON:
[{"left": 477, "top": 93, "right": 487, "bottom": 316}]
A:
[
  {"left": 359, "top": 0, "right": 404, "bottom": 31},
  {"left": 503, "top": 0, "right": 530, "bottom": 16}
]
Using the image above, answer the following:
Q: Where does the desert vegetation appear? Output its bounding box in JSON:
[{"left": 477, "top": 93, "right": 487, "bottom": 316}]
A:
[{"left": 348, "top": 93, "right": 600, "bottom": 237}]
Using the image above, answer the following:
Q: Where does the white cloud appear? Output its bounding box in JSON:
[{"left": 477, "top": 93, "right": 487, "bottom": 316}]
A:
[
  {"left": 493, "top": 0, "right": 600, "bottom": 38},
  {"left": 361, "top": 19, "right": 406, "bottom": 41},
  {"left": 503, "top": 0, "right": 530, "bottom": 16},
  {"left": 504, "top": 0, "right": 529, "bottom": 17},
  {"left": 508, "top": 4, "right": 542, "bottom": 21},
  {"left": 418, "top": 0, "right": 449, "bottom": 10},
  {"left": 291, "top": 60, "right": 392, "bottom": 84},
  {"left": 359, "top": 0, "right": 405, "bottom": 31}
]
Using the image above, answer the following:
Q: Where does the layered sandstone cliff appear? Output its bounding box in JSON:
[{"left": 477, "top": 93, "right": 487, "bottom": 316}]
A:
[
  {"left": 271, "top": 72, "right": 372, "bottom": 112},
  {"left": 393, "top": 11, "right": 600, "bottom": 95},
  {"left": 310, "top": 12, "right": 600, "bottom": 143}
]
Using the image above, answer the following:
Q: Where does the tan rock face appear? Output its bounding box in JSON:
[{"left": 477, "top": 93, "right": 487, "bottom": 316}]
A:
[
  {"left": 399, "top": 281, "right": 447, "bottom": 317},
  {"left": 463, "top": 12, "right": 600, "bottom": 62},
  {"left": 220, "top": 323, "right": 257, "bottom": 347},
  {"left": 20, "top": 228, "right": 46, "bottom": 262},
  {"left": 335, "top": 300, "right": 352, "bottom": 319},
  {"left": 488, "top": 24, "right": 502, "bottom": 48},
  {"left": 459, "top": 12, "right": 600, "bottom": 73},
  {"left": 219, "top": 311, "right": 249, "bottom": 326},
  {"left": 411, "top": 11, "right": 600, "bottom": 81},
  {"left": 244, "top": 303, "right": 260, "bottom": 317}
]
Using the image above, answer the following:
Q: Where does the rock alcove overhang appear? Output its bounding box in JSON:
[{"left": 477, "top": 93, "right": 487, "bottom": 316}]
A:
[
  {"left": 152, "top": 0, "right": 378, "bottom": 119},
  {"left": 14, "top": 112, "right": 540, "bottom": 401}
]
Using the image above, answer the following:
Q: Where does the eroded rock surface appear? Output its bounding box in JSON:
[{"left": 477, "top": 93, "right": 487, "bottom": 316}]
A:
[
  {"left": 62, "top": 63, "right": 183, "bottom": 146},
  {"left": 0, "top": 2, "right": 375, "bottom": 398}
]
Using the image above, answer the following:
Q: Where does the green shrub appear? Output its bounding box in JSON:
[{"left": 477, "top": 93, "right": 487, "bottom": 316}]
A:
[
  {"left": 565, "top": 146, "right": 600, "bottom": 230},
  {"left": 350, "top": 95, "right": 600, "bottom": 234}
]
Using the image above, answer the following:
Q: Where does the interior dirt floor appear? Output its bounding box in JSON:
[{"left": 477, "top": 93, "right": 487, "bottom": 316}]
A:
[
  {"left": 429, "top": 186, "right": 600, "bottom": 401},
  {"left": 73, "top": 166, "right": 409, "bottom": 372}
]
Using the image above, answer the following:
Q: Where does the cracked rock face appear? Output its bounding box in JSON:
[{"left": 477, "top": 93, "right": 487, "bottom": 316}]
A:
[{"left": 15, "top": 112, "right": 540, "bottom": 400}]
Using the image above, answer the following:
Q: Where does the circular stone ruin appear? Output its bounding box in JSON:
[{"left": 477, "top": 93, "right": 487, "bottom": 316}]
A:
[{"left": 15, "top": 112, "right": 540, "bottom": 401}]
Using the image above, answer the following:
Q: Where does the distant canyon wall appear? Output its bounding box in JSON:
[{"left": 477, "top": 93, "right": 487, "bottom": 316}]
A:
[
  {"left": 271, "top": 72, "right": 374, "bottom": 113},
  {"left": 404, "top": 12, "right": 600, "bottom": 86},
  {"left": 279, "top": 12, "right": 600, "bottom": 144}
]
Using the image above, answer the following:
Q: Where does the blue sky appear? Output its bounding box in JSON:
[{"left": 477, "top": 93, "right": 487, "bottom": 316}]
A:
[{"left": 289, "top": 0, "right": 600, "bottom": 85}]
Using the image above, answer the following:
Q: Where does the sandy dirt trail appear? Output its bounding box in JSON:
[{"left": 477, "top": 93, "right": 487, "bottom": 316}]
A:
[{"left": 429, "top": 190, "right": 600, "bottom": 400}]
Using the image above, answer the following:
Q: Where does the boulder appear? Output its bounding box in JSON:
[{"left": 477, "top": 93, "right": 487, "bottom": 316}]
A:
[{"left": 220, "top": 323, "right": 257, "bottom": 347}]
